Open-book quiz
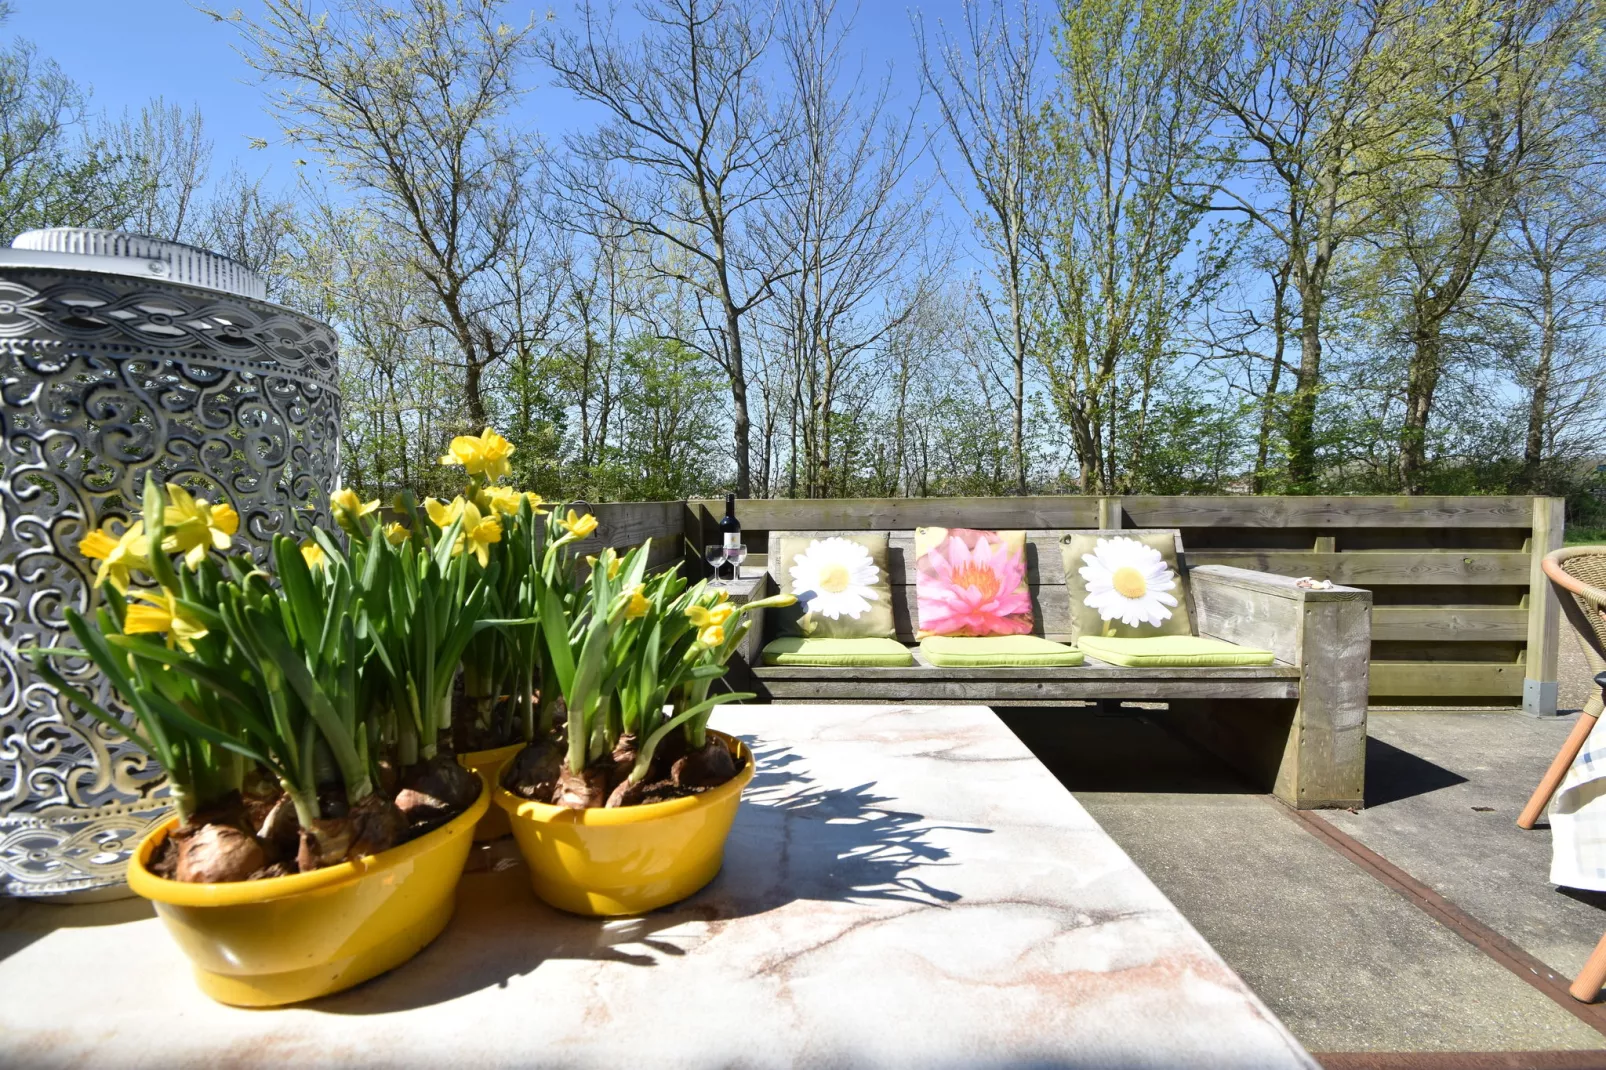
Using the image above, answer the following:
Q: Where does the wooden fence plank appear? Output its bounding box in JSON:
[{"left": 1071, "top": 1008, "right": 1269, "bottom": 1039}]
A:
[
  {"left": 1368, "top": 661, "right": 1525, "bottom": 696},
  {"left": 1371, "top": 606, "right": 1529, "bottom": 642},
  {"left": 696, "top": 496, "right": 1102, "bottom": 531},
  {"left": 1124, "top": 495, "right": 1536, "bottom": 529},
  {"left": 1185, "top": 550, "right": 1531, "bottom": 585}
]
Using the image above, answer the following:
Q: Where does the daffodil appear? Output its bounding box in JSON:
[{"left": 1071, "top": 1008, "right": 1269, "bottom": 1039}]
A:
[
  {"left": 301, "top": 540, "right": 328, "bottom": 571},
  {"left": 383, "top": 522, "right": 410, "bottom": 546},
  {"left": 624, "top": 584, "right": 650, "bottom": 620},
  {"left": 330, "top": 487, "right": 379, "bottom": 530},
  {"left": 587, "top": 550, "right": 624, "bottom": 579},
  {"left": 686, "top": 602, "right": 736, "bottom": 629},
  {"left": 479, "top": 486, "right": 521, "bottom": 516},
  {"left": 698, "top": 624, "right": 725, "bottom": 647},
  {"left": 431, "top": 499, "right": 502, "bottom": 566},
  {"left": 161, "top": 483, "right": 239, "bottom": 569},
  {"left": 424, "top": 496, "right": 465, "bottom": 529},
  {"left": 560, "top": 508, "right": 598, "bottom": 540},
  {"left": 79, "top": 521, "right": 151, "bottom": 592},
  {"left": 438, "top": 427, "right": 515, "bottom": 480},
  {"left": 123, "top": 589, "right": 209, "bottom": 652}
]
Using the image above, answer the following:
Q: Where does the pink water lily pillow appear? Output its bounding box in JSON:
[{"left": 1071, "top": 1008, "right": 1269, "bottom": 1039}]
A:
[{"left": 914, "top": 527, "right": 1034, "bottom": 638}]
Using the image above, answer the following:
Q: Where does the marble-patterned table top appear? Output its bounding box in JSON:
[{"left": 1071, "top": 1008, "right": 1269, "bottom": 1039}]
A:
[{"left": 0, "top": 704, "right": 1315, "bottom": 1069}]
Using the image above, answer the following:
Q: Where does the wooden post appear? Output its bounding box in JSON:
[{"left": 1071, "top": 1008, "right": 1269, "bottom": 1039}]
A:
[
  {"left": 1525, "top": 497, "right": 1566, "bottom": 717},
  {"left": 1098, "top": 497, "right": 1123, "bottom": 530}
]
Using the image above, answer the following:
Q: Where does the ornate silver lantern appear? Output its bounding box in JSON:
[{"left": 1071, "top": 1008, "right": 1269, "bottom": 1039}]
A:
[{"left": 0, "top": 229, "right": 340, "bottom": 898}]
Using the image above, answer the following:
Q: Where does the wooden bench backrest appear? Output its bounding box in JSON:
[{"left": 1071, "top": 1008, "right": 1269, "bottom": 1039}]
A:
[{"left": 766, "top": 529, "right": 1191, "bottom": 643}]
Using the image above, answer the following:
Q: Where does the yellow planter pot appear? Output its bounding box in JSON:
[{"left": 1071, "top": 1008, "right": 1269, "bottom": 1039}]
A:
[
  {"left": 126, "top": 785, "right": 489, "bottom": 1007},
  {"left": 458, "top": 743, "right": 523, "bottom": 841},
  {"left": 494, "top": 731, "right": 754, "bottom": 916}
]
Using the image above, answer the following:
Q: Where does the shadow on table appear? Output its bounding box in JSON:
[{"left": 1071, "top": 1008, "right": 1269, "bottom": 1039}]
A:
[
  {"left": 0, "top": 891, "right": 155, "bottom": 965},
  {"left": 314, "top": 738, "right": 990, "bottom": 1014}
]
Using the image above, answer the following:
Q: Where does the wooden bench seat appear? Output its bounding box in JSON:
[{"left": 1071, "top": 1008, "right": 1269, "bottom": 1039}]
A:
[{"left": 733, "top": 528, "right": 1372, "bottom": 810}]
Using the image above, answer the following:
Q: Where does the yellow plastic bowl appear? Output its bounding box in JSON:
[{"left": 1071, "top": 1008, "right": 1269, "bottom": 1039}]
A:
[
  {"left": 126, "top": 785, "right": 489, "bottom": 1007},
  {"left": 494, "top": 731, "right": 753, "bottom": 916},
  {"left": 459, "top": 743, "right": 523, "bottom": 841}
]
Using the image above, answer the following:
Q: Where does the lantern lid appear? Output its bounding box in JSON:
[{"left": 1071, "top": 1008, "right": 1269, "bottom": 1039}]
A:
[{"left": 0, "top": 228, "right": 267, "bottom": 301}]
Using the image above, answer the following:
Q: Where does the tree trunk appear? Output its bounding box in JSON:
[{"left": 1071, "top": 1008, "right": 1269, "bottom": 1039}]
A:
[
  {"left": 723, "top": 298, "right": 752, "bottom": 498},
  {"left": 1252, "top": 265, "right": 1291, "bottom": 494},
  {"left": 1522, "top": 270, "right": 1555, "bottom": 489},
  {"left": 1286, "top": 285, "right": 1323, "bottom": 492},
  {"left": 1397, "top": 316, "right": 1442, "bottom": 495}
]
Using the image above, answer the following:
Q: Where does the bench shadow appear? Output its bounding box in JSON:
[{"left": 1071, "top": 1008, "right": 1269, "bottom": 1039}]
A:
[
  {"left": 312, "top": 737, "right": 987, "bottom": 1014},
  {"left": 998, "top": 708, "right": 1257, "bottom": 794},
  {"left": 1362, "top": 735, "right": 1469, "bottom": 808}
]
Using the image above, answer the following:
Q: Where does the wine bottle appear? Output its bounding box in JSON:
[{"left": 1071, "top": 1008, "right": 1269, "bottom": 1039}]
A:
[{"left": 719, "top": 493, "right": 741, "bottom": 579}]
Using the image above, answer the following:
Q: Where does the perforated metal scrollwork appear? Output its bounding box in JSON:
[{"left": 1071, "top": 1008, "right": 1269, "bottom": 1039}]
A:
[{"left": 0, "top": 250, "right": 340, "bottom": 896}]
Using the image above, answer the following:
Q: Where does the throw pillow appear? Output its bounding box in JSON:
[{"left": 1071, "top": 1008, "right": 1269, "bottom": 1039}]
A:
[
  {"left": 914, "top": 527, "right": 1034, "bottom": 638},
  {"left": 774, "top": 533, "right": 895, "bottom": 638},
  {"left": 1060, "top": 531, "right": 1192, "bottom": 641}
]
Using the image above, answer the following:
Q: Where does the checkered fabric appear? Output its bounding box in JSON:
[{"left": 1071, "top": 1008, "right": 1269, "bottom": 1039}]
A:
[{"left": 1551, "top": 714, "right": 1606, "bottom": 890}]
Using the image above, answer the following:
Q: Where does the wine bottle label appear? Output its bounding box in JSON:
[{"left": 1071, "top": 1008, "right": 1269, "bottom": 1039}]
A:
[{"left": 723, "top": 532, "right": 740, "bottom": 549}]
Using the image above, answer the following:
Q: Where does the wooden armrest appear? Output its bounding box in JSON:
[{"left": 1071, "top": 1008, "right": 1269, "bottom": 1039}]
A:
[
  {"left": 1188, "top": 565, "right": 1370, "bottom": 666},
  {"left": 724, "top": 575, "right": 773, "bottom": 670}
]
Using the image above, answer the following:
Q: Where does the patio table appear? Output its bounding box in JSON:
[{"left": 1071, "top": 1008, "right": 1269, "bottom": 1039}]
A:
[{"left": 0, "top": 703, "right": 1315, "bottom": 1068}]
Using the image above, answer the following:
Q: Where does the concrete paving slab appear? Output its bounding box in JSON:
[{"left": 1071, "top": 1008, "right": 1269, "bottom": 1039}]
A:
[
  {"left": 1326, "top": 713, "right": 1606, "bottom": 979},
  {"left": 997, "top": 710, "right": 1606, "bottom": 1053}
]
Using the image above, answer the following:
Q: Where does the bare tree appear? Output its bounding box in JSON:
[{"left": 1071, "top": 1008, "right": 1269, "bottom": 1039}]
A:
[
  {"left": 217, "top": 0, "right": 538, "bottom": 426},
  {"left": 766, "top": 0, "right": 937, "bottom": 498},
  {"left": 114, "top": 98, "right": 210, "bottom": 241},
  {"left": 545, "top": 0, "right": 795, "bottom": 498},
  {"left": 916, "top": 0, "right": 1044, "bottom": 495}
]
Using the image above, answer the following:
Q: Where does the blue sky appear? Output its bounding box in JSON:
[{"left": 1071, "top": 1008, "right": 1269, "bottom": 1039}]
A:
[{"left": 8, "top": 1, "right": 980, "bottom": 231}]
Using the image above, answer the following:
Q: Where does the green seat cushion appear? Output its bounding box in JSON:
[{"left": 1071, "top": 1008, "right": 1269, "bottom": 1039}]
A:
[
  {"left": 762, "top": 636, "right": 914, "bottom": 667},
  {"left": 920, "top": 635, "right": 1085, "bottom": 667},
  {"left": 1076, "top": 635, "right": 1275, "bottom": 667}
]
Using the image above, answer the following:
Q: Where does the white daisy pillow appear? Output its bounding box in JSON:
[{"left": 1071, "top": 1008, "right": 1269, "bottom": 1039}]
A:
[
  {"left": 1059, "top": 531, "right": 1193, "bottom": 640},
  {"left": 776, "top": 534, "right": 896, "bottom": 638}
]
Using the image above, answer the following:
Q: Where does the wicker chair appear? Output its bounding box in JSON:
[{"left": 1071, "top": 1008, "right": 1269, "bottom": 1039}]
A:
[
  {"left": 1518, "top": 546, "right": 1606, "bottom": 1001},
  {"left": 1520, "top": 548, "right": 1606, "bottom": 831}
]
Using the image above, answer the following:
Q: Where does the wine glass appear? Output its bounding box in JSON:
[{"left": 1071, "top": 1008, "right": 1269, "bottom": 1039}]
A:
[
  {"left": 704, "top": 544, "right": 727, "bottom": 586},
  {"left": 724, "top": 543, "right": 748, "bottom": 581}
]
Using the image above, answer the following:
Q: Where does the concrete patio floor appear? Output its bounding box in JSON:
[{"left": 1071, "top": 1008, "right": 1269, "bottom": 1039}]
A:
[{"left": 997, "top": 636, "right": 1606, "bottom": 1062}]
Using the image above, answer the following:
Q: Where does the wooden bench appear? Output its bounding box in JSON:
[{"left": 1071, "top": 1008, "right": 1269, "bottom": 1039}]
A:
[{"left": 732, "top": 529, "right": 1372, "bottom": 810}]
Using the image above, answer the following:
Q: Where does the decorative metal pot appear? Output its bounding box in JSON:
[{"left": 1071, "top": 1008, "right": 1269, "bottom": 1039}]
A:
[{"left": 0, "top": 229, "right": 340, "bottom": 898}]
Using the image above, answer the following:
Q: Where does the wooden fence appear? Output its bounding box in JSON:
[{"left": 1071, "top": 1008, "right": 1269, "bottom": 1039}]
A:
[
  {"left": 668, "top": 495, "right": 1568, "bottom": 713},
  {"left": 576, "top": 496, "right": 1565, "bottom": 711}
]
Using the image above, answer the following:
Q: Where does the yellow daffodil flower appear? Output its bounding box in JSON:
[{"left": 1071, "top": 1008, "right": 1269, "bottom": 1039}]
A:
[
  {"left": 438, "top": 427, "right": 515, "bottom": 480},
  {"left": 432, "top": 499, "right": 502, "bottom": 566},
  {"left": 560, "top": 508, "right": 598, "bottom": 540},
  {"left": 79, "top": 521, "right": 151, "bottom": 592},
  {"left": 698, "top": 624, "right": 725, "bottom": 647},
  {"left": 329, "top": 488, "right": 379, "bottom": 530},
  {"left": 161, "top": 483, "right": 239, "bottom": 569},
  {"left": 479, "top": 486, "right": 522, "bottom": 516},
  {"left": 460, "top": 502, "right": 503, "bottom": 567},
  {"left": 301, "top": 540, "right": 328, "bottom": 571},
  {"left": 383, "top": 522, "right": 410, "bottom": 546},
  {"left": 588, "top": 549, "right": 623, "bottom": 579},
  {"left": 624, "top": 585, "right": 650, "bottom": 619},
  {"left": 686, "top": 602, "right": 736, "bottom": 629},
  {"left": 123, "top": 589, "right": 209, "bottom": 652},
  {"left": 522, "top": 492, "right": 549, "bottom": 515},
  {"left": 424, "top": 496, "right": 465, "bottom": 529}
]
